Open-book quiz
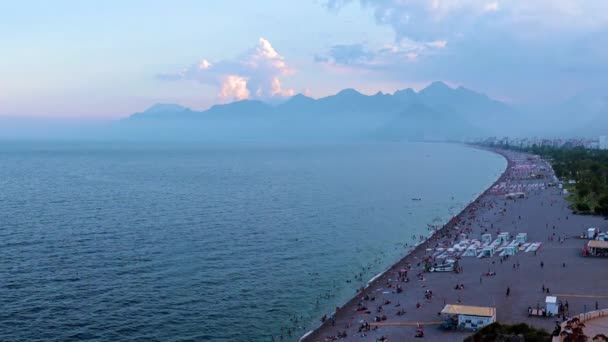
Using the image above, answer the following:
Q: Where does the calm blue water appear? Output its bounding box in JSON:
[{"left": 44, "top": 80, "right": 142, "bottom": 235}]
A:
[{"left": 0, "top": 142, "right": 505, "bottom": 341}]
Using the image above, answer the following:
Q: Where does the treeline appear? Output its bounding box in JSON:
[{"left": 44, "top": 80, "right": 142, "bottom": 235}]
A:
[
  {"left": 490, "top": 143, "right": 608, "bottom": 215},
  {"left": 464, "top": 322, "right": 551, "bottom": 342}
]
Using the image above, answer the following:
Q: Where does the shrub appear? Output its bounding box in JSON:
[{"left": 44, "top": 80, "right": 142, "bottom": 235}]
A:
[
  {"left": 464, "top": 322, "right": 551, "bottom": 342},
  {"left": 576, "top": 202, "right": 591, "bottom": 212}
]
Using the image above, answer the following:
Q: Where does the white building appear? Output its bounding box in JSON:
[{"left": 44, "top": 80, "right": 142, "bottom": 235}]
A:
[
  {"left": 546, "top": 296, "right": 559, "bottom": 316},
  {"left": 600, "top": 136, "right": 608, "bottom": 150},
  {"left": 441, "top": 304, "right": 496, "bottom": 330}
]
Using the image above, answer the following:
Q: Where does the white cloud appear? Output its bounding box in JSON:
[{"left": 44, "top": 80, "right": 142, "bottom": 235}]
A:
[
  {"left": 199, "top": 59, "right": 212, "bottom": 70},
  {"left": 316, "top": 38, "right": 447, "bottom": 70},
  {"left": 219, "top": 75, "right": 250, "bottom": 101},
  {"left": 270, "top": 78, "right": 295, "bottom": 97},
  {"left": 484, "top": 2, "right": 499, "bottom": 12},
  {"left": 158, "top": 38, "right": 295, "bottom": 102},
  {"left": 426, "top": 40, "right": 447, "bottom": 48},
  {"left": 330, "top": 1, "right": 608, "bottom": 39},
  {"left": 324, "top": 0, "right": 608, "bottom": 102}
]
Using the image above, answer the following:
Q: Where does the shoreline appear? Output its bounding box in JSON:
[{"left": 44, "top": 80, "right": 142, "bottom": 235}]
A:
[
  {"left": 300, "top": 145, "right": 512, "bottom": 341},
  {"left": 303, "top": 144, "right": 608, "bottom": 341}
]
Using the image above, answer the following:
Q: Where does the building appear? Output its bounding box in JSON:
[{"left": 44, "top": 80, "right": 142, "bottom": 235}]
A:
[
  {"left": 584, "top": 240, "right": 608, "bottom": 257},
  {"left": 600, "top": 136, "right": 608, "bottom": 150},
  {"left": 546, "top": 296, "right": 559, "bottom": 316},
  {"left": 440, "top": 304, "right": 496, "bottom": 330}
]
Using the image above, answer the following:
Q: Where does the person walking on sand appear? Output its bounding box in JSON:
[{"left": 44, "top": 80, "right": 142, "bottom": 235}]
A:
[
  {"left": 540, "top": 261, "right": 544, "bottom": 268},
  {"left": 506, "top": 287, "right": 510, "bottom": 297}
]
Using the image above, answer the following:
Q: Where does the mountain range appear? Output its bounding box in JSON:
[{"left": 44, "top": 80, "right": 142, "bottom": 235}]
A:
[{"left": 125, "top": 81, "right": 519, "bottom": 141}]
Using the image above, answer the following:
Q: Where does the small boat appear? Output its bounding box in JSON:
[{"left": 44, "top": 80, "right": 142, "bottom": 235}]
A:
[{"left": 412, "top": 198, "right": 422, "bottom": 201}]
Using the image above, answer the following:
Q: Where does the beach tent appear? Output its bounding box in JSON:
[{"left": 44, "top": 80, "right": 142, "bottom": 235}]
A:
[
  {"left": 504, "top": 192, "right": 526, "bottom": 199},
  {"left": 453, "top": 243, "right": 467, "bottom": 253},
  {"left": 525, "top": 242, "right": 542, "bottom": 253},
  {"left": 481, "top": 234, "right": 492, "bottom": 245},
  {"left": 498, "top": 232, "right": 510, "bottom": 244},
  {"left": 515, "top": 233, "right": 527, "bottom": 244},
  {"left": 587, "top": 228, "right": 598, "bottom": 239},
  {"left": 477, "top": 246, "right": 495, "bottom": 258},
  {"left": 502, "top": 245, "right": 518, "bottom": 256},
  {"left": 490, "top": 239, "right": 502, "bottom": 248},
  {"left": 545, "top": 296, "right": 558, "bottom": 316},
  {"left": 463, "top": 246, "right": 478, "bottom": 257}
]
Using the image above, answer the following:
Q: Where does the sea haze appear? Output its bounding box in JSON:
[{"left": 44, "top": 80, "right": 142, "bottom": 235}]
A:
[{"left": 0, "top": 142, "right": 505, "bottom": 341}]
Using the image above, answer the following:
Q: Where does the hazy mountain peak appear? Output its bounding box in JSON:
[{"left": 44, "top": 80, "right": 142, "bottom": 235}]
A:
[
  {"left": 208, "top": 99, "right": 269, "bottom": 110},
  {"left": 145, "top": 103, "right": 189, "bottom": 113},
  {"left": 453, "top": 86, "right": 490, "bottom": 101},
  {"left": 280, "top": 93, "right": 315, "bottom": 108},
  {"left": 394, "top": 88, "right": 416, "bottom": 96},
  {"left": 420, "top": 81, "right": 452, "bottom": 94},
  {"left": 336, "top": 88, "right": 363, "bottom": 96},
  {"left": 289, "top": 93, "right": 313, "bottom": 101}
]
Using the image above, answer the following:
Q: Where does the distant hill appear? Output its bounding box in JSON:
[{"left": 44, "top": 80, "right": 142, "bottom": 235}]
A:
[
  {"left": 124, "top": 82, "right": 516, "bottom": 141},
  {"left": 516, "top": 89, "right": 608, "bottom": 137},
  {"left": 567, "top": 91, "right": 608, "bottom": 136},
  {"left": 130, "top": 103, "right": 194, "bottom": 119}
]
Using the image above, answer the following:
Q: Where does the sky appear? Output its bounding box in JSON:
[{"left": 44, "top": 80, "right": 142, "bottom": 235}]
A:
[{"left": 1, "top": 0, "right": 607, "bottom": 119}]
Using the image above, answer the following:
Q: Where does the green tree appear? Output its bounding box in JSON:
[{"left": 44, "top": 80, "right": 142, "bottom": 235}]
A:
[
  {"left": 596, "top": 195, "right": 608, "bottom": 216},
  {"left": 577, "top": 203, "right": 591, "bottom": 212},
  {"left": 578, "top": 182, "right": 591, "bottom": 199}
]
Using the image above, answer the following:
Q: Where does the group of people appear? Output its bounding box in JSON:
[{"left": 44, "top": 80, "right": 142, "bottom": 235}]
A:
[
  {"left": 453, "top": 283, "right": 465, "bottom": 290},
  {"left": 310, "top": 152, "right": 587, "bottom": 341}
]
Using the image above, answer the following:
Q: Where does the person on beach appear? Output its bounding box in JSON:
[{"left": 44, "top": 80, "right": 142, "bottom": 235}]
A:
[{"left": 506, "top": 287, "right": 510, "bottom": 296}]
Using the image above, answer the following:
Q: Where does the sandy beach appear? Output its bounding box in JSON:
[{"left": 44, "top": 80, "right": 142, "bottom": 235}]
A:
[{"left": 301, "top": 147, "right": 608, "bottom": 341}]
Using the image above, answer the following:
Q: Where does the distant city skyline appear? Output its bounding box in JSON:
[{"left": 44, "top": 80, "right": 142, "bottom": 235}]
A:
[{"left": 1, "top": 0, "right": 607, "bottom": 118}]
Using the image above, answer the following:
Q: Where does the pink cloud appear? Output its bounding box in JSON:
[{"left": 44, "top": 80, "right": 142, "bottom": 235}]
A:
[
  {"left": 158, "top": 38, "right": 295, "bottom": 102},
  {"left": 219, "top": 75, "right": 250, "bottom": 102}
]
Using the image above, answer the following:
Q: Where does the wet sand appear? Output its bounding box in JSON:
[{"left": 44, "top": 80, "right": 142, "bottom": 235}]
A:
[{"left": 302, "top": 147, "right": 608, "bottom": 341}]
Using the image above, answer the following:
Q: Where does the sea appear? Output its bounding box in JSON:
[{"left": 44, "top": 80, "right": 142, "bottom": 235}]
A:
[{"left": 0, "top": 141, "right": 506, "bottom": 341}]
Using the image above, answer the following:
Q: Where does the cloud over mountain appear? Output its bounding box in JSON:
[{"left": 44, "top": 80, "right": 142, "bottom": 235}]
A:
[
  {"left": 327, "top": 1, "right": 608, "bottom": 39},
  {"left": 158, "top": 38, "right": 295, "bottom": 102},
  {"left": 316, "top": 38, "right": 447, "bottom": 72},
  {"left": 323, "top": 0, "right": 608, "bottom": 102}
]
